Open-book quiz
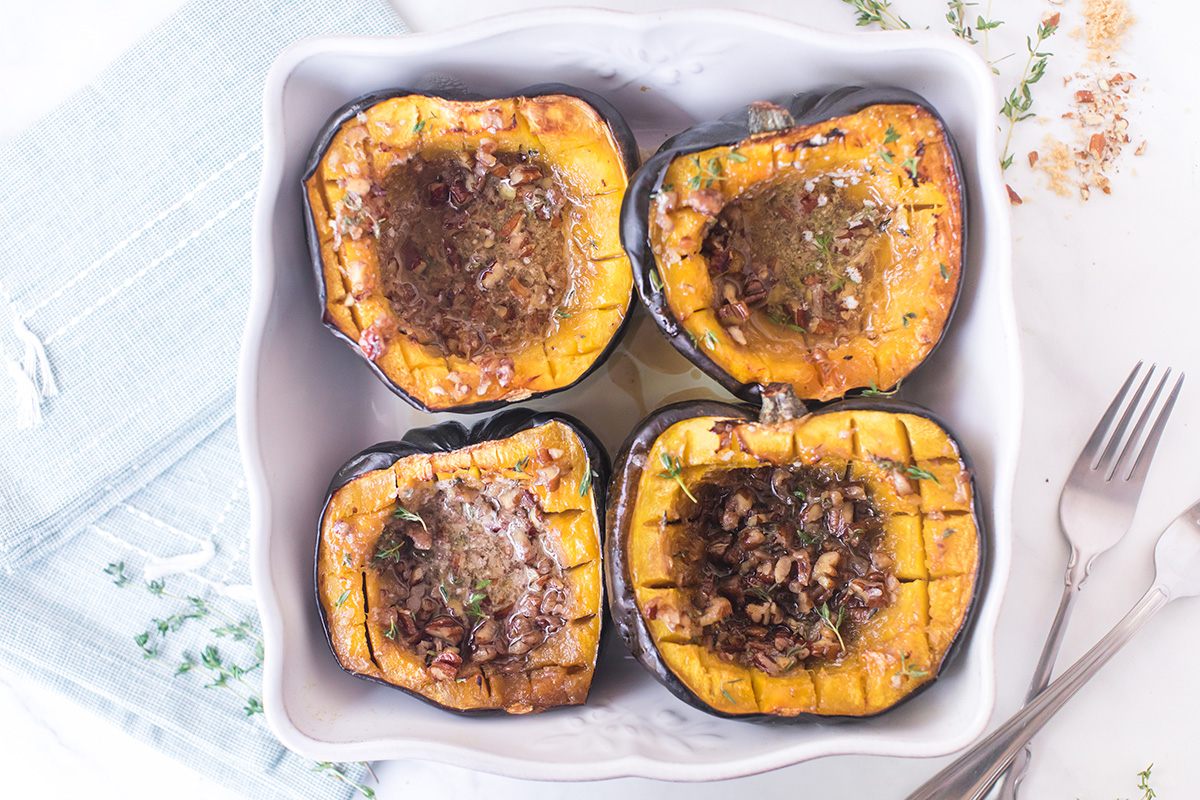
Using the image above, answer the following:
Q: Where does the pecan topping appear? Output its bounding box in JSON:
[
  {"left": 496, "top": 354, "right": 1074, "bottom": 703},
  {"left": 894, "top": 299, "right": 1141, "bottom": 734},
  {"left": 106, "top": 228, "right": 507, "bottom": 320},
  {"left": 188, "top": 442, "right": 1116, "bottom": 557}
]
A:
[
  {"left": 375, "top": 149, "right": 571, "bottom": 362},
  {"left": 368, "top": 472, "right": 572, "bottom": 677},
  {"left": 676, "top": 465, "right": 894, "bottom": 674}
]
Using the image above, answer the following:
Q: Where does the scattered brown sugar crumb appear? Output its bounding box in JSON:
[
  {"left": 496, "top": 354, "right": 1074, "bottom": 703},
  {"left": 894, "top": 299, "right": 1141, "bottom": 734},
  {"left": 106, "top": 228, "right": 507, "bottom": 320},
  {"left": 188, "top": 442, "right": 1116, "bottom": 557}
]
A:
[
  {"left": 1084, "top": 0, "right": 1135, "bottom": 61},
  {"left": 1034, "top": 136, "right": 1075, "bottom": 197}
]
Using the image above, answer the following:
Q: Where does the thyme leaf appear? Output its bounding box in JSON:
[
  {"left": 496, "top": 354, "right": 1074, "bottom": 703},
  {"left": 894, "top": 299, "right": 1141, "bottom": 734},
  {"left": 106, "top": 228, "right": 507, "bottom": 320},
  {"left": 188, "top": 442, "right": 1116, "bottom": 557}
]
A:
[
  {"left": 840, "top": 0, "right": 910, "bottom": 29},
  {"left": 897, "top": 650, "right": 930, "bottom": 679},
  {"left": 816, "top": 602, "right": 846, "bottom": 651},
  {"left": 862, "top": 380, "right": 899, "bottom": 398},
  {"left": 648, "top": 268, "right": 665, "bottom": 293},
  {"left": 657, "top": 453, "right": 697, "bottom": 503},
  {"left": 392, "top": 506, "right": 427, "bottom": 531},
  {"left": 104, "top": 561, "right": 130, "bottom": 587},
  {"left": 579, "top": 467, "right": 596, "bottom": 497}
]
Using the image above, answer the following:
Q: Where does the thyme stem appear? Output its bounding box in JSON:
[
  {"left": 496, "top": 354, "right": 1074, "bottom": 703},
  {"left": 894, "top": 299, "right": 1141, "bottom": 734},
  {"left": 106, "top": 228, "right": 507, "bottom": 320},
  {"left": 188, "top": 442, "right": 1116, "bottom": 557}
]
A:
[{"left": 999, "top": 13, "right": 1059, "bottom": 170}]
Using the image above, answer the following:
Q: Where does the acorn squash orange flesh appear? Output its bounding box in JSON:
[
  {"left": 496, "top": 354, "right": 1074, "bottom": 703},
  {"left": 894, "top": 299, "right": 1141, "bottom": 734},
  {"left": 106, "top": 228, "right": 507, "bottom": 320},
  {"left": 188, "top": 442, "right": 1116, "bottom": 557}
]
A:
[
  {"left": 317, "top": 412, "right": 606, "bottom": 714},
  {"left": 625, "top": 88, "right": 966, "bottom": 404},
  {"left": 304, "top": 86, "right": 637, "bottom": 412},
  {"left": 606, "top": 399, "right": 981, "bottom": 719}
]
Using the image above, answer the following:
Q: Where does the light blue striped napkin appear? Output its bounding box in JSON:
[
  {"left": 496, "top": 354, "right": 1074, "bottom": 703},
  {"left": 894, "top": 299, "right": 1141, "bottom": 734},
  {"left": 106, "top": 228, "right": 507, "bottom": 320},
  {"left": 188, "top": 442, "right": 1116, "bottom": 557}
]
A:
[{"left": 0, "top": 0, "right": 406, "bottom": 797}]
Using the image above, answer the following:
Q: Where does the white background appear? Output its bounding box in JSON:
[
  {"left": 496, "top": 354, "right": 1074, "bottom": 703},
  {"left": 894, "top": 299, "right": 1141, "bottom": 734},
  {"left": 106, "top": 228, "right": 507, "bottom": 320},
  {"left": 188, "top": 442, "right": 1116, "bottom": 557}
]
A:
[{"left": 3, "top": 1, "right": 1198, "bottom": 798}]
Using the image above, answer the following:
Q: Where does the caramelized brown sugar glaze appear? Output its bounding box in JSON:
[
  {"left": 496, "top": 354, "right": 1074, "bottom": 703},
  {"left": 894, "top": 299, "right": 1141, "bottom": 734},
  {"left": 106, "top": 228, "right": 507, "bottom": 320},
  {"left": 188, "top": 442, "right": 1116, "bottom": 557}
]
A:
[
  {"left": 702, "top": 172, "right": 893, "bottom": 347},
  {"left": 378, "top": 147, "right": 571, "bottom": 361},
  {"left": 369, "top": 475, "right": 571, "bottom": 683}
]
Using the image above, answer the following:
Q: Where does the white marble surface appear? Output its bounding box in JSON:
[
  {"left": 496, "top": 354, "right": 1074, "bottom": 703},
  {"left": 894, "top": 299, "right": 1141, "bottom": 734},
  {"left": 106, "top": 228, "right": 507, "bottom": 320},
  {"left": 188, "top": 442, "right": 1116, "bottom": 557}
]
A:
[{"left": 4, "top": 1, "right": 1200, "bottom": 798}]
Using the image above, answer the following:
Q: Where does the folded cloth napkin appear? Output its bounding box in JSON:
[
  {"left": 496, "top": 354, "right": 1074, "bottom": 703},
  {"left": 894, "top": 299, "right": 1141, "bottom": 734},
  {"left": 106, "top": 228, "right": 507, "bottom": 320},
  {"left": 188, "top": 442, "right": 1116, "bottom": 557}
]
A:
[
  {"left": 0, "top": 0, "right": 403, "bottom": 571},
  {"left": 0, "top": 0, "right": 405, "bottom": 797}
]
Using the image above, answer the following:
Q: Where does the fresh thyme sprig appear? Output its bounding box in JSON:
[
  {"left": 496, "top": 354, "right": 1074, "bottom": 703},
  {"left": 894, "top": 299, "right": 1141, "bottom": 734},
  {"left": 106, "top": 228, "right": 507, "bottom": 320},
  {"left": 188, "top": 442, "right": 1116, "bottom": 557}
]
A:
[
  {"left": 392, "top": 505, "right": 428, "bottom": 531},
  {"left": 836, "top": 1, "right": 1050, "bottom": 174},
  {"left": 896, "top": 650, "right": 930, "bottom": 679},
  {"left": 312, "top": 763, "right": 377, "bottom": 800},
  {"left": 464, "top": 580, "right": 491, "bottom": 621},
  {"left": 816, "top": 602, "right": 846, "bottom": 651},
  {"left": 945, "top": 0, "right": 976, "bottom": 43},
  {"left": 795, "top": 528, "right": 821, "bottom": 546},
  {"left": 768, "top": 311, "right": 806, "bottom": 334},
  {"left": 107, "top": 565, "right": 377, "bottom": 798},
  {"left": 123, "top": 578, "right": 265, "bottom": 714},
  {"left": 686, "top": 155, "right": 728, "bottom": 190},
  {"left": 906, "top": 465, "right": 938, "bottom": 482},
  {"left": 657, "top": 453, "right": 697, "bottom": 503},
  {"left": 862, "top": 380, "right": 900, "bottom": 398},
  {"left": 871, "top": 455, "right": 941, "bottom": 484},
  {"left": 975, "top": 1, "right": 1004, "bottom": 71},
  {"left": 373, "top": 535, "right": 406, "bottom": 565},
  {"left": 747, "top": 584, "right": 776, "bottom": 603},
  {"left": 840, "top": 0, "right": 910, "bottom": 29},
  {"left": 104, "top": 561, "right": 131, "bottom": 586},
  {"left": 648, "top": 267, "right": 665, "bottom": 293},
  {"left": 578, "top": 467, "right": 596, "bottom": 498},
  {"left": 999, "top": 12, "right": 1059, "bottom": 170},
  {"left": 1136, "top": 763, "right": 1156, "bottom": 800}
]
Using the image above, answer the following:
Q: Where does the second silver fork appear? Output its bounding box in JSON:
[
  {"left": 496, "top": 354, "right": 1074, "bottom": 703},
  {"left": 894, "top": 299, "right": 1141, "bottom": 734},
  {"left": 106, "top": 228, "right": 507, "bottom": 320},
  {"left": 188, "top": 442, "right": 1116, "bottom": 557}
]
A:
[{"left": 999, "top": 361, "right": 1184, "bottom": 800}]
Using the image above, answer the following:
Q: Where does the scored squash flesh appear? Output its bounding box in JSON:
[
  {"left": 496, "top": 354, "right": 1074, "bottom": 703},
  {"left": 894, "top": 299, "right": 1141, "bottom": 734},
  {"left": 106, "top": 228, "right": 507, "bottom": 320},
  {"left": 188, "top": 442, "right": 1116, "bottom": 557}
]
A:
[
  {"left": 607, "top": 399, "right": 981, "bottom": 719},
  {"left": 317, "top": 413, "right": 606, "bottom": 714},
  {"left": 625, "top": 89, "right": 966, "bottom": 404},
  {"left": 304, "top": 87, "right": 637, "bottom": 412}
]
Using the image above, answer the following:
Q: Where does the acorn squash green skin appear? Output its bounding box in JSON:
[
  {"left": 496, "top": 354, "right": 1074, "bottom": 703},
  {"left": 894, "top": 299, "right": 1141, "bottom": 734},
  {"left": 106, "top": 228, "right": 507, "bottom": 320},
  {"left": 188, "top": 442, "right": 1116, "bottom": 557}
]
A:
[
  {"left": 605, "top": 396, "right": 987, "bottom": 722},
  {"left": 620, "top": 86, "right": 969, "bottom": 406},
  {"left": 303, "top": 83, "right": 640, "bottom": 415},
  {"left": 316, "top": 409, "right": 611, "bottom": 715}
]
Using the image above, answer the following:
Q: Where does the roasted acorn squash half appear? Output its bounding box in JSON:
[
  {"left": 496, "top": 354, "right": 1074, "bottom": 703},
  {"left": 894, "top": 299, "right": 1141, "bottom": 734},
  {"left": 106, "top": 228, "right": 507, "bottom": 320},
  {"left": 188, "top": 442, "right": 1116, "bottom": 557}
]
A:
[
  {"left": 317, "top": 410, "right": 608, "bottom": 714},
  {"left": 621, "top": 87, "right": 966, "bottom": 404},
  {"left": 304, "top": 85, "right": 639, "bottom": 412},
  {"left": 606, "top": 386, "right": 983, "bottom": 719}
]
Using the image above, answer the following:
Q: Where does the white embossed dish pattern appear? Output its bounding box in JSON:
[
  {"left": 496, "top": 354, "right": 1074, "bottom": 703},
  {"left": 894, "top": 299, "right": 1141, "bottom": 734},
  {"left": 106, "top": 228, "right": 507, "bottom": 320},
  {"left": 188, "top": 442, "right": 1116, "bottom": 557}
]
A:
[{"left": 237, "top": 8, "right": 1020, "bottom": 780}]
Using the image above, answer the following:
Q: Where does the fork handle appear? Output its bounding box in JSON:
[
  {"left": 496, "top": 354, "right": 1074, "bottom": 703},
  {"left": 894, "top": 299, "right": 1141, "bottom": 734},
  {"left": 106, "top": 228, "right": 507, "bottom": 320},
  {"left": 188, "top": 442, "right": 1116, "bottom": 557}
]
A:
[
  {"left": 905, "top": 585, "right": 1170, "bottom": 800},
  {"left": 996, "top": 576, "right": 1085, "bottom": 800}
]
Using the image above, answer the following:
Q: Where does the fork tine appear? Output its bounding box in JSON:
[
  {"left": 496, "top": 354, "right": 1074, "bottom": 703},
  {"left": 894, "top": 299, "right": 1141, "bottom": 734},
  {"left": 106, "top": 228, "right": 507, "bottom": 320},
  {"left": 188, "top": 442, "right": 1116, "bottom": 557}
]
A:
[
  {"left": 1108, "top": 367, "right": 1171, "bottom": 480},
  {"left": 1091, "top": 362, "right": 1151, "bottom": 473},
  {"left": 1121, "top": 372, "right": 1185, "bottom": 484}
]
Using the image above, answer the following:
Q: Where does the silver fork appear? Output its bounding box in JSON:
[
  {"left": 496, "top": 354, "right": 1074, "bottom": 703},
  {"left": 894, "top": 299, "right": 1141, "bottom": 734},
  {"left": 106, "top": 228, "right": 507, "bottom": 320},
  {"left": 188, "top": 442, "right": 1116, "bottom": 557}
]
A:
[
  {"left": 903, "top": 361, "right": 1184, "bottom": 800},
  {"left": 997, "top": 362, "right": 1183, "bottom": 799},
  {"left": 906, "top": 496, "right": 1200, "bottom": 800}
]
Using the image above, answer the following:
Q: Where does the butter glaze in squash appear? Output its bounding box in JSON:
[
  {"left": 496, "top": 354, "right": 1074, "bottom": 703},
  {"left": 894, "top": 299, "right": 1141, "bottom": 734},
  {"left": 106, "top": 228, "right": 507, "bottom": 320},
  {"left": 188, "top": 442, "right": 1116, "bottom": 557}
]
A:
[
  {"left": 621, "top": 87, "right": 967, "bottom": 404},
  {"left": 606, "top": 389, "right": 983, "bottom": 720},
  {"left": 317, "top": 410, "right": 608, "bottom": 714},
  {"left": 304, "top": 85, "right": 639, "bottom": 412}
]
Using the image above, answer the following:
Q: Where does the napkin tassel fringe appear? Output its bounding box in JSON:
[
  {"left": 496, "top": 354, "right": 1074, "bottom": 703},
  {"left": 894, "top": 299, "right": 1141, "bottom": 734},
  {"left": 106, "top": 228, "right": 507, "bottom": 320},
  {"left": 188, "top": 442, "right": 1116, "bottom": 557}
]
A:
[
  {"left": 3, "top": 352, "right": 43, "bottom": 429},
  {"left": 14, "top": 316, "right": 57, "bottom": 399}
]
